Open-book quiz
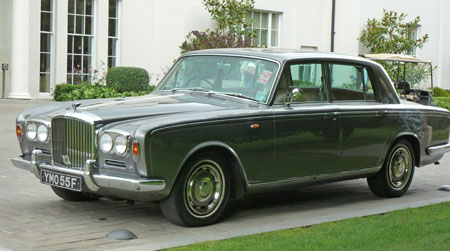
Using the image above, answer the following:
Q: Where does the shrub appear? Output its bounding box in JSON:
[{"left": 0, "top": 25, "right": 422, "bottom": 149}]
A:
[
  {"left": 106, "top": 67, "right": 150, "bottom": 92},
  {"left": 432, "top": 87, "right": 450, "bottom": 97},
  {"left": 54, "top": 83, "right": 154, "bottom": 102},
  {"left": 433, "top": 97, "right": 450, "bottom": 111}
]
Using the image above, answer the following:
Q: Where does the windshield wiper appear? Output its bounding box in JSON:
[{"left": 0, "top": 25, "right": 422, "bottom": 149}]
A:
[
  {"left": 171, "top": 87, "right": 211, "bottom": 93},
  {"left": 220, "top": 92, "right": 259, "bottom": 102}
]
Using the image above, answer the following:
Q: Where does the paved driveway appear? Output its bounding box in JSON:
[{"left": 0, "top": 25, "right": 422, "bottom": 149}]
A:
[{"left": 1, "top": 99, "right": 450, "bottom": 251}]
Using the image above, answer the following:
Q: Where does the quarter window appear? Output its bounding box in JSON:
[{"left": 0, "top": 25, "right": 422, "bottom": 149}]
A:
[
  {"left": 67, "top": 0, "right": 94, "bottom": 84},
  {"left": 40, "top": 0, "right": 53, "bottom": 93},
  {"left": 329, "top": 64, "right": 377, "bottom": 101},
  {"left": 247, "top": 11, "right": 280, "bottom": 47}
]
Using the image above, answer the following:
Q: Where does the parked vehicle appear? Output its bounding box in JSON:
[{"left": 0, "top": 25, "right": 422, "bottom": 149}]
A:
[
  {"left": 362, "top": 53, "right": 435, "bottom": 105},
  {"left": 11, "top": 49, "right": 450, "bottom": 226}
]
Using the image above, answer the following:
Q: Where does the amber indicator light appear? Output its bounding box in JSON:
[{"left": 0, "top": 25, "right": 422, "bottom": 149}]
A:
[
  {"left": 250, "top": 124, "right": 260, "bottom": 129},
  {"left": 16, "top": 124, "right": 22, "bottom": 137},
  {"left": 132, "top": 141, "right": 139, "bottom": 156}
]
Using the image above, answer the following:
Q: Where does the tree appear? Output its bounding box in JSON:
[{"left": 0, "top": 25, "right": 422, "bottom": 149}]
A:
[
  {"left": 359, "top": 9, "right": 428, "bottom": 54},
  {"left": 359, "top": 10, "right": 433, "bottom": 87},
  {"left": 180, "top": 0, "right": 255, "bottom": 54}
]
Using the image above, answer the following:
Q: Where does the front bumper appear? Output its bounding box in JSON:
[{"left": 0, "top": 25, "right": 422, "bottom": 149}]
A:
[{"left": 11, "top": 150, "right": 165, "bottom": 193}]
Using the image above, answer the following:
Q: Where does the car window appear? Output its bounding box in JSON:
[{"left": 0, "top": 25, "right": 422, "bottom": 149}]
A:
[
  {"left": 329, "top": 64, "right": 377, "bottom": 102},
  {"left": 273, "top": 63, "right": 327, "bottom": 104},
  {"left": 158, "top": 56, "right": 279, "bottom": 103}
]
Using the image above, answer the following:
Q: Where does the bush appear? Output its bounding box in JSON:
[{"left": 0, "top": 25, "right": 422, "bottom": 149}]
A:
[
  {"left": 106, "top": 67, "right": 150, "bottom": 92},
  {"left": 53, "top": 83, "right": 154, "bottom": 102},
  {"left": 433, "top": 97, "right": 450, "bottom": 111},
  {"left": 432, "top": 87, "right": 450, "bottom": 97}
]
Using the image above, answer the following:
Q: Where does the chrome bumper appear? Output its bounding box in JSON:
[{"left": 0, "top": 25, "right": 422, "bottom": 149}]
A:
[
  {"left": 10, "top": 150, "right": 165, "bottom": 193},
  {"left": 427, "top": 143, "right": 450, "bottom": 156}
]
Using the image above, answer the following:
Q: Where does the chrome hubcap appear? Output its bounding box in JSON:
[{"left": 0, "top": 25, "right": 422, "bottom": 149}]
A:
[
  {"left": 185, "top": 160, "right": 225, "bottom": 217},
  {"left": 388, "top": 146, "right": 412, "bottom": 189}
]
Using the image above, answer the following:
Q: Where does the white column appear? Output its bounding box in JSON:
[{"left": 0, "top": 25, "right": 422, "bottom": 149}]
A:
[{"left": 8, "top": 0, "right": 31, "bottom": 99}]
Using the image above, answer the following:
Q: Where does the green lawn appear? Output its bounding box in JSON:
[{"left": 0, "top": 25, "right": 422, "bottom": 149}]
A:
[{"left": 171, "top": 202, "right": 450, "bottom": 251}]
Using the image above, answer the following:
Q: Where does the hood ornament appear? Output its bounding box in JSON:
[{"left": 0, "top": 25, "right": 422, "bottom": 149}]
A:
[{"left": 72, "top": 102, "right": 82, "bottom": 110}]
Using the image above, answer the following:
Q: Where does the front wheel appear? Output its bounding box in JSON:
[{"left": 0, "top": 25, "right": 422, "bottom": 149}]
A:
[
  {"left": 159, "top": 152, "right": 230, "bottom": 227},
  {"left": 367, "top": 139, "right": 415, "bottom": 197}
]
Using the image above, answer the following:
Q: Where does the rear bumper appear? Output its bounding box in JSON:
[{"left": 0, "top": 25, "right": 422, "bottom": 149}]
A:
[
  {"left": 427, "top": 143, "right": 450, "bottom": 156},
  {"left": 11, "top": 150, "right": 165, "bottom": 193}
]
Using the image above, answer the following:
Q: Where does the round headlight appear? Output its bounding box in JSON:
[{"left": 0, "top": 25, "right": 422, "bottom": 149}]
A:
[
  {"left": 114, "top": 135, "right": 128, "bottom": 155},
  {"left": 26, "top": 123, "right": 37, "bottom": 140},
  {"left": 100, "top": 133, "right": 113, "bottom": 153},
  {"left": 37, "top": 124, "right": 49, "bottom": 142}
]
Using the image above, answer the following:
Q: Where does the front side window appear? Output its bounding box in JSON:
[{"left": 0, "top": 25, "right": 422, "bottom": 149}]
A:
[
  {"left": 273, "top": 63, "right": 326, "bottom": 104},
  {"left": 40, "top": 0, "right": 53, "bottom": 92},
  {"left": 329, "top": 64, "right": 377, "bottom": 101},
  {"left": 67, "top": 0, "right": 94, "bottom": 84},
  {"left": 158, "top": 56, "right": 279, "bottom": 103},
  {"left": 247, "top": 11, "right": 280, "bottom": 47}
]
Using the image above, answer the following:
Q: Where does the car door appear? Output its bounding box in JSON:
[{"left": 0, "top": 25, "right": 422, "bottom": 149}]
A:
[
  {"left": 272, "top": 62, "right": 341, "bottom": 180},
  {"left": 328, "top": 63, "right": 391, "bottom": 171}
]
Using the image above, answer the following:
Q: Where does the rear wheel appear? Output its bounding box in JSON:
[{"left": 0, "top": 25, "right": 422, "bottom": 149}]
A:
[
  {"left": 367, "top": 139, "right": 415, "bottom": 197},
  {"left": 160, "top": 152, "right": 230, "bottom": 227},
  {"left": 51, "top": 186, "right": 99, "bottom": 201}
]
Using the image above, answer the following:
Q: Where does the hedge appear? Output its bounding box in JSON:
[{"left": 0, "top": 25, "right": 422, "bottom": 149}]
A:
[
  {"left": 106, "top": 67, "right": 150, "bottom": 92},
  {"left": 53, "top": 84, "right": 154, "bottom": 101}
]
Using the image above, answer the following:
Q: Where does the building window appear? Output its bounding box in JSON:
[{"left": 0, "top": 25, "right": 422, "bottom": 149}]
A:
[
  {"left": 67, "top": 0, "right": 94, "bottom": 84},
  {"left": 40, "top": 0, "right": 53, "bottom": 92},
  {"left": 247, "top": 11, "right": 280, "bottom": 47},
  {"left": 407, "top": 24, "right": 418, "bottom": 56},
  {"left": 108, "top": 0, "right": 119, "bottom": 68}
]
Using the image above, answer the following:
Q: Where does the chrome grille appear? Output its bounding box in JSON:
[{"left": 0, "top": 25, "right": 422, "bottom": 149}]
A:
[{"left": 52, "top": 117, "right": 96, "bottom": 169}]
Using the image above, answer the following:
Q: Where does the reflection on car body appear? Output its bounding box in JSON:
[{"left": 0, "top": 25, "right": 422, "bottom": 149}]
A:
[{"left": 11, "top": 49, "right": 450, "bottom": 226}]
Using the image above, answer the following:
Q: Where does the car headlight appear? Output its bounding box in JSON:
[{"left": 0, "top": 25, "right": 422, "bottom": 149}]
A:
[
  {"left": 37, "top": 124, "right": 49, "bottom": 142},
  {"left": 114, "top": 135, "right": 128, "bottom": 155},
  {"left": 100, "top": 133, "right": 113, "bottom": 153},
  {"left": 26, "top": 123, "right": 37, "bottom": 140}
]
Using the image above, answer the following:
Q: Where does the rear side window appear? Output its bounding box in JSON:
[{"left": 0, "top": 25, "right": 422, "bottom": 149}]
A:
[{"left": 329, "top": 64, "right": 377, "bottom": 101}]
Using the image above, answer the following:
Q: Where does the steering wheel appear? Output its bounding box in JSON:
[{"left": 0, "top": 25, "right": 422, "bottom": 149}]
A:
[{"left": 185, "top": 78, "right": 214, "bottom": 89}]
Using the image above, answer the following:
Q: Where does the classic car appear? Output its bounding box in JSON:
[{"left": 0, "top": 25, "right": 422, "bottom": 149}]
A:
[{"left": 11, "top": 48, "right": 450, "bottom": 227}]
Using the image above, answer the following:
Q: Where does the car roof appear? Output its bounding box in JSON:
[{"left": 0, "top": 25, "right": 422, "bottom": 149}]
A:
[{"left": 185, "top": 48, "right": 376, "bottom": 65}]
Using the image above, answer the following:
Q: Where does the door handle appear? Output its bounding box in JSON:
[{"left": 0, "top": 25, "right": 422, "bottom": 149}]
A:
[{"left": 323, "top": 112, "right": 339, "bottom": 120}]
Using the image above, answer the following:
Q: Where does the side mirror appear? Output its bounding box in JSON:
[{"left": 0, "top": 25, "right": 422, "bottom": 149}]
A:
[{"left": 287, "top": 87, "right": 303, "bottom": 106}]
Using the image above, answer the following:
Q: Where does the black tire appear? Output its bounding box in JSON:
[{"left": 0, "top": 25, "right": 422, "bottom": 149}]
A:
[
  {"left": 51, "top": 186, "right": 99, "bottom": 201},
  {"left": 159, "top": 152, "right": 231, "bottom": 227},
  {"left": 367, "top": 139, "right": 415, "bottom": 197}
]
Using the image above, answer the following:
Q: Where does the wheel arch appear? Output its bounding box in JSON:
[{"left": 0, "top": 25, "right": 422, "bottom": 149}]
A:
[
  {"left": 391, "top": 133, "right": 421, "bottom": 167},
  {"left": 176, "top": 141, "right": 249, "bottom": 199}
]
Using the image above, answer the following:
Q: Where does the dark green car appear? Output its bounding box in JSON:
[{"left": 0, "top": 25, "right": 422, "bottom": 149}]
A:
[{"left": 11, "top": 49, "right": 450, "bottom": 226}]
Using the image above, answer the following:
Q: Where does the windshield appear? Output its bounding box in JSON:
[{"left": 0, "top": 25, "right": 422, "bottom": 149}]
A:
[{"left": 157, "top": 55, "right": 279, "bottom": 103}]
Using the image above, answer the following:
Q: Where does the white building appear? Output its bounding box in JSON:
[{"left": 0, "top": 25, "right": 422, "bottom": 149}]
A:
[{"left": 0, "top": 0, "right": 449, "bottom": 99}]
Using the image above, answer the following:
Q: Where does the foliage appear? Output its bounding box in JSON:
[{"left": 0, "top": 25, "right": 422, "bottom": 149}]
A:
[
  {"left": 432, "top": 97, "right": 450, "bottom": 111},
  {"left": 180, "top": 30, "right": 252, "bottom": 54},
  {"left": 202, "top": 0, "right": 255, "bottom": 36},
  {"left": 106, "top": 67, "right": 150, "bottom": 92},
  {"left": 53, "top": 83, "right": 154, "bottom": 101},
  {"left": 359, "top": 9, "right": 429, "bottom": 54},
  {"left": 180, "top": 0, "right": 255, "bottom": 54},
  {"left": 89, "top": 60, "right": 108, "bottom": 85},
  {"left": 172, "top": 202, "right": 450, "bottom": 251},
  {"left": 359, "top": 10, "right": 432, "bottom": 87},
  {"left": 432, "top": 87, "right": 450, "bottom": 97}
]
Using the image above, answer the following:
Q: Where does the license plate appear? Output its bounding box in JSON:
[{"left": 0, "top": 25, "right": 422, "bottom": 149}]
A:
[{"left": 41, "top": 170, "right": 82, "bottom": 191}]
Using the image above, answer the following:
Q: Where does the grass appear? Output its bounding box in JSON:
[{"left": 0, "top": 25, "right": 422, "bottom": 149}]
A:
[{"left": 171, "top": 202, "right": 450, "bottom": 251}]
